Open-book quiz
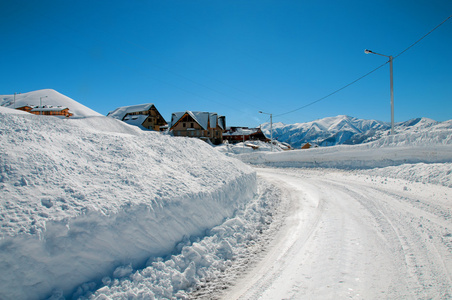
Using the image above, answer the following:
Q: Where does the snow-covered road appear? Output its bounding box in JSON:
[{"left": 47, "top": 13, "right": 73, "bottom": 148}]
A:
[{"left": 225, "top": 167, "right": 452, "bottom": 299}]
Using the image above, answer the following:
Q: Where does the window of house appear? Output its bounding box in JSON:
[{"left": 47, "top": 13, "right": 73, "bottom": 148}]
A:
[
  {"left": 190, "top": 123, "right": 194, "bottom": 128},
  {"left": 183, "top": 123, "right": 186, "bottom": 128}
]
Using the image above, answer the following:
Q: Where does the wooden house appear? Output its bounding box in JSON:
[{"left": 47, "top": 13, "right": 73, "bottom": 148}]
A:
[
  {"left": 16, "top": 105, "right": 73, "bottom": 117},
  {"left": 108, "top": 103, "right": 167, "bottom": 131},
  {"left": 16, "top": 106, "right": 33, "bottom": 113},
  {"left": 169, "top": 111, "right": 226, "bottom": 145}
]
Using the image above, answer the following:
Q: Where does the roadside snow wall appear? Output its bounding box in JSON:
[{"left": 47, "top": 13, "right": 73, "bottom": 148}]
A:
[
  {"left": 0, "top": 109, "right": 256, "bottom": 300},
  {"left": 237, "top": 126, "right": 452, "bottom": 169}
]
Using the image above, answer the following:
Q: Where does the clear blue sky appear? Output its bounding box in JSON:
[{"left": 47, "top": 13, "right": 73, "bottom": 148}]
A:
[{"left": 2, "top": 0, "right": 451, "bottom": 127}]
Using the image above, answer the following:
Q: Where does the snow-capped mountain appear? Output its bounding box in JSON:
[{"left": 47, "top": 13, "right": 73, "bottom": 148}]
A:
[
  {"left": 0, "top": 89, "right": 102, "bottom": 117},
  {"left": 260, "top": 115, "right": 441, "bottom": 148}
]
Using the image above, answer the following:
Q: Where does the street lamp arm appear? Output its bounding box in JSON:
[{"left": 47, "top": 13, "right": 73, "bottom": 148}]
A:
[{"left": 365, "top": 49, "right": 391, "bottom": 59}]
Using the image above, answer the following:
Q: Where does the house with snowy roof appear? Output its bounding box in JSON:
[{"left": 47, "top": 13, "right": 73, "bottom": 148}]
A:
[
  {"left": 16, "top": 105, "right": 73, "bottom": 118},
  {"left": 107, "top": 103, "right": 167, "bottom": 131},
  {"left": 169, "top": 111, "right": 226, "bottom": 145}
]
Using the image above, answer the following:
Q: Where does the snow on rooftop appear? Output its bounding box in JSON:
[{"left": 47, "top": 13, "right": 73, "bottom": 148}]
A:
[
  {"left": 122, "top": 114, "right": 148, "bottom": 127},
  {"left": 171, "top": 111, "right": 223, "bottom": 130},
  {"left": 31, "top": 106, "right": 69, "bottom": 112},
  {"left": 108, "top": 103, "right": 155, "bottom": 120},
  {"left": 224, "top": 127, "right": 260, "bottom": 136}
]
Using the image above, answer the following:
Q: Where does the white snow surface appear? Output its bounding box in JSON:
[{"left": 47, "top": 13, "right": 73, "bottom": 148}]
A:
[
  {"left": 236, "top": 120, "right": 452, "bottom": 178},
  {"left": 1, "top": 89, "right": 102, "bottom": 117},
  {"left": 77, "top": 118, "right": 452, "bottom": 299},
  {"left": 2, "top": 101, "right": 452, "bottom": 299},
  {"left": 0, "top": 107, "right": 256, "bottom": 299},
  {"left": 223, "top": 167, "right": 452, "bottom": 299}
]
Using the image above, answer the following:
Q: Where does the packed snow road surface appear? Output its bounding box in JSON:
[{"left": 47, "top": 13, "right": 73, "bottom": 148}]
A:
[{"left": 225, "top": 167, "right": 452, "bottom": 299}]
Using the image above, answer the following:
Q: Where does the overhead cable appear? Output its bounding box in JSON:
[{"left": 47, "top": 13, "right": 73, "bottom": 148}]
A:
[{"left": 274, "top": 14, "right": 452, "bottom": 118}]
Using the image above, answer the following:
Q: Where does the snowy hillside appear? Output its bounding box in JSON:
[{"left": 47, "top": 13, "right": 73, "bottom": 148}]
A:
[
  {"left": 0, "top": 107, "right": 256, "bottom": 299},
  {"left": 260, "top": 115, "right": 442, "bottom": 148},
  {"left": 237, "top": 119, "right": 452, "bottom": 185},
  {"left": 0, "top": 89, "right": 102, "bottom": 117}
]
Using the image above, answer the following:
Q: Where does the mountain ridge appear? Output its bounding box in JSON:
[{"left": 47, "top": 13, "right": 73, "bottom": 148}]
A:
[{"left": 261, "top": 115, "right": 442, "bottom": 148}]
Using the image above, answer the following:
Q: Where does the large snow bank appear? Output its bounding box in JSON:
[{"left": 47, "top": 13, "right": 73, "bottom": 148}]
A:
[
  {"left": 361, "top": 162, "right": 452, "bottom": 188},
  {"left": 0, "top": 109, "right": 256, "bottom": 299},
  {"left": 236, "top": 121, "right": 452, "bottom": 169},
  {"left": 234, "top": 122, "right": 452, "bottom": 187},
  {"left": 79, "top": 179, "right": 281, "bottom": 299}
]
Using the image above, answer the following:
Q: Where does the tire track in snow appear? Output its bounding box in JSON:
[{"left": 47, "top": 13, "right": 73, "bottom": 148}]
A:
[
  {"left": 223, "top": 169, "right": 326, "bottom": 300},
  {"left": 326, "top": 176, "right": 452, "bottom": 298},
  {"left": 223, "top": 168, "right": 452, "bottom": 299}
]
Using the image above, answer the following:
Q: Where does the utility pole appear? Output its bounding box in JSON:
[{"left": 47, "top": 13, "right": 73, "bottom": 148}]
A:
[
  {"left": 40, "top": 96, "right": 48, "bottom": 115},
  {"left": 365, "top": 49, "right": 395, "bottom": 135},
  {"left": 259, "top": 111, "right": 273, "bottom": 151}
]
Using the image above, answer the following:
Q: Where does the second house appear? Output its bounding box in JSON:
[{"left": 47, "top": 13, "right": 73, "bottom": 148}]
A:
[{"left": 169, "top": 111, "right": 226, "bottom": 145}]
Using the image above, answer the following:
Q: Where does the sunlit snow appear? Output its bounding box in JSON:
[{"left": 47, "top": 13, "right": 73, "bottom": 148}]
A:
[{"left": 1, "top": 92, "right": 451, "bottom": 299}]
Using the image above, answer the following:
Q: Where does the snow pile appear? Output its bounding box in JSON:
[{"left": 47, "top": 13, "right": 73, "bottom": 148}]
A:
[
  {"left": 361, "top": 163, "right": 452, "bottom": 188},
  {"left": 216, "top": 140, "right": 289, "bottom": 155},
  {"left": 82, "top": 180, "right": 280, "bottom": 299},
  {"left": 0, "top": 89, "right": 102, "bottom": 117},
  {"left": 0, "top": 107, "right": 256, "bottom": 299}
]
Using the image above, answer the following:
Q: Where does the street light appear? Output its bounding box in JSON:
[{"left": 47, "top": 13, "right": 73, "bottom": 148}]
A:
[
  {"left": 365, "top": 49, "right": 394, "bottom": 135},
  {"left": 39, "top": 96, "right": 48, "bottom": 115},
  {"left": 259, "top": 111, "right": 273, "bottom": 151}
]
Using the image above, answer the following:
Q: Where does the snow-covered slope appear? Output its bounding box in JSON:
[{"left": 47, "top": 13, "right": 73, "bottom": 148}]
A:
[
  {"left": 0, "top": 89, "right": 102, "bottom": 117},
  {"left": 261, "top": 115, "right": 442, "bottom": 148},
  {"left": 238, "top": 119, "right": 452, "bottom": 172},
  {"left": 0, "top": 107, "right": 256, "bottom": 299}
]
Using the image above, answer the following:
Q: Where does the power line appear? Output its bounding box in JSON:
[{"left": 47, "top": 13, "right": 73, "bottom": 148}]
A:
[
  {"left": 275, "top": 62, "right": 387, "bottom": 117},
  {"left": 394, "top": 14, "right": 452, "bottom": 60},
  {"left": 274, "top": 14, "right": 452, "bottom": 118}
]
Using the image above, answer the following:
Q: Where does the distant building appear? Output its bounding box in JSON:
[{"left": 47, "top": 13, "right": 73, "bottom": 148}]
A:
[
  {"left": 301, "top": 142, "right": 312, "bottom": 149},
  {"left": 169, "top": 111, "right": 226, "bottom": 145},
  {"left": 301, "top": 142, "right": 318, "bottom": 149},
  {"left": 108, "top": 103, "right": 167, "bottom": 131},
  {"left": 16, "top": 105, "right": 73, "bottom": 118},
  {"left": 223, "top": 127, "right": 270, "bottom": 144}
]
